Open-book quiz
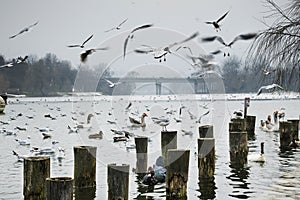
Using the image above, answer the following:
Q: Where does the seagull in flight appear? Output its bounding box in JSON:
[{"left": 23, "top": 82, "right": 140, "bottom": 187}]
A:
[
  {"left": 256, "top": 84, "right": 284, "bottom": 96},
  {"left": 201, "top": 33, "right": 257, "bottom": 48},
  {"left": 205, "top": 10, "right": 229, "bottom": 31},
  {"left": 105, "top": 79, "right": 122, "bottom": 88},
  {"left": 16, "top": 55, "right": 28, "bottom": 64},
  {"left": 134, "top": 32, "right": 199, "bottom": 62},
  {"left": 0, "top": 62, "right": 14, "bottom": 69},
  {"left": 105, "top": 18, "right": 128, "bottom": 32},
  {"left": 201, "top": 33, "right": 257, "bottom": 56},
  {"left": 123, "top": 23, "right": 154, "bottom": 59},
  {"left": 67, "top": 34, "right": 93, "bottom": 48},
  {"left": 80, "top": 47, "right": 109, "bottom": 63},
  {"left": 9, "top": 21, "right": 39, "bottom": 39}
]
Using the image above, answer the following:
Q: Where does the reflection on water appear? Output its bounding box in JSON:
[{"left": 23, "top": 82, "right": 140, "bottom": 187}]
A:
[
  {"left": 197, "top": 177, "right": 216, "bottom": 199},
  {"left": 227, "top": 164, "right": 251, "bottom": 199}
]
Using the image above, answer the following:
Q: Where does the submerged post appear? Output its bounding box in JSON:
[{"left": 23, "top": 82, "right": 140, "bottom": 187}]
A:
[
  {"left": 199, "top": 125, "right": 214, "bottom": 138},
  {"left": 135, "top": 137, "right": 148, "bottom": 174},
  {"left": 23, "top": 156, "right": 50, "bottom": 200},
  {"left": 166, "top": 149, "right": 190, "bottom": 199},
  {"left": 161, "top": 131, "right": 177, "bottom": 160},
  {"left": 46, "top": 177, "right": 73, "bottom": 200},
  {"left": 107, "top": 163, "right": 129, "bottom": 200},
  {"left": 198, "top": 138, "right": 215, "bottom": 178},
  {"left": 74, "top": 146, "right": 97, "bottom": 199}
]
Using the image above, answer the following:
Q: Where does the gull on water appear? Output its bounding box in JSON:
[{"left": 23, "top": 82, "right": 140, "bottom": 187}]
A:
[
  {"left": 129, "top": 113, "right": 148, "bottom": 127},
  {"left": 205, "top": 10, "right": 230, "bottom": 31},
  {"left": 67, "top": 34, "right": 93, "bottom": 48},
  {"left": 9, "top": 21, "right": 39, "bottom": 39}
]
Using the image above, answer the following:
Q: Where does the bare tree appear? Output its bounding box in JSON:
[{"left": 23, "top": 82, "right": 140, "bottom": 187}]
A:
[{"left": 247, "top": 0, "right": 300, "bottom": 89}]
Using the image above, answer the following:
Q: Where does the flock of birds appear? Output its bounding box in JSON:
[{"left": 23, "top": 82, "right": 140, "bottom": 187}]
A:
[
  {"left": 2, "top": 11, "right": 284, "bottom": 96},
  {"left": 0, "top": 95, "right": 213, "bottom": 166}
]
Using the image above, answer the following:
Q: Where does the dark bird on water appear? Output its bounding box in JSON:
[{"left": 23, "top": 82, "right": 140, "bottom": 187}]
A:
[
  {"left": 105, "top": 18, "right": 128, "bottom": 32},
  {"left": 9, "top": 21, "right": 39, "bottom": 39},
  {"left": 67, "top": 35, "right": 93, "bottom": 48},
  {"left": 123, "top": 23, "right": 154, "bottom": 59},
  {"left": 205, "top": 11, "right": 229, "bottom": 31},
  {"left": 80, "top": 47, "right": 109, "bottom": 63}
]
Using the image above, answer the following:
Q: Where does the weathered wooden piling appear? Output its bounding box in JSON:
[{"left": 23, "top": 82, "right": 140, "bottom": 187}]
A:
[
  {"left": 229, "top": 119, "right": 248, "bottom": 166},
  {"left": 279, "top": 121, "right": 292, "bottom": 149},
  {"left": 198, "top": 138, "right": 215, "bottom": 178},
  {"left": 166, "top": 149, "right": 190, "bottom": 199},
  {"left": 245, "top": 115, "right": 256, "bottom": 135},
  {"left": 107, "top": 163, "right": 129, "bottom": 200},
  {"left": 229, "top": 118, "right": 246, "bottom": 132},
  {"left": 287, "top": 119, "right": 299, "bottom": 141},
  {"left": 23, "top": 156, "right": 50, "bottom": 200},
  {"left": 46, "top": 177, "right": 73, "bottom": 200},
  {"left": 134, "top": 136, "right": 148, "bottom": 174},
  {"left": 161, "top": 131, "right": 177, "bottom": 160},
  {"left": 74, "top": 146, "right": 97, "bottom": 188},
  {"left": 74, "top": 146, "right": 97, "bottom": 200},
  {"left": 199, "top": 125, "right": 214, "bottom": 138}
]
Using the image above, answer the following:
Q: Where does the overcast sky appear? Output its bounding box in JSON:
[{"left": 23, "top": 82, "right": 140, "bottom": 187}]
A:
[{"left": 0, "top": 0, "right": 288, "bottom": 76}]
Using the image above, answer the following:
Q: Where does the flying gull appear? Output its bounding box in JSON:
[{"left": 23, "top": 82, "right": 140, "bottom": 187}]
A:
[
  {"left": 256, "top": 84, "right": 284, "bottom": 96},
  {"left": 205, "top": 10, "right": 229, "bottom": 31},
  {"left": 105, "top": 79, "right": 122, "bottom": 88},
  {"left": 123, "top": 23, "right": 154, "bottom": 59},
  {"left": 105, "top": 18, "right": 128, "bottom": 32},
  {"left": 80, "top": 47, "right": 109, "bottom": 63},
  {"left": 67, "top": 34, "right": 93, "bottom": 48},
  {"left": 9, "top": 21, "right": 39, "bottom": 39},
  {"left": 134, "top": 32, "right": 199, "bottom": 62}
]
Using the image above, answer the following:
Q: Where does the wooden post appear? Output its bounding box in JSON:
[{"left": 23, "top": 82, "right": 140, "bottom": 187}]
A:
[
  {"left": 166, "top": 149, "right": 190, "bottom": 199},
  {"left": 229, "top": 118, "right": 246, "bottom": 132},
  {"left": 279, "top": 121, "right": 292, "bottom": 149},
  {"left": 198, "top": 138, "right": 215, "bottom": 178},
  {"left": 245, "top": 115, "right": 256, "bottom": 135},
  {"left": 161, "top": 131, "right": 177, "bottom": 160},
  {"left": 287, "top": 119, "right": 299, "bottom": 141},
  {"left": 107, "top": 163, "right": 129, "bottom": 200},
  {"left": 74, "top": 146, "right": 97, "bottom": 200},
  {"left": 74, "top": 146, "right": 97, "bottom": 188},
  {"left": 134, "top": 137, "right": 148, "bottom": 174},
  {"left": 46, "top": 177, "right": 73, "bottom": 200},
  {"left": 23, "top": 156, "right": 50, "bottom": 200},
  {"left": 229, "top": 131, "right": 248, "bottom": 166},
  {"left": 199, "top": 125, "right": 214, "bottom": 138}
]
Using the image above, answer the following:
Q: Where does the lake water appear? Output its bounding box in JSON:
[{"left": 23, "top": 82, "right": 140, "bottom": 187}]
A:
[{"left": 0, "top": 94, "right": 300, "bottom": 200}]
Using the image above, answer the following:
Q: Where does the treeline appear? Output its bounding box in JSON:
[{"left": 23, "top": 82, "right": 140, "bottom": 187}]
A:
[
  {"left": 0, "top": 53, "right": 298, "bottom": 96},
  {"left": 0, "top": 53, "right": 117, "bottom": 96},
  {"left": 221, "top": 56, "right": 300, "bottom": 93}
]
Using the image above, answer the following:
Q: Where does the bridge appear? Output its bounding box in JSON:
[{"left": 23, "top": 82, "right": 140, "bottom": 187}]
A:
[{"left": 102, "top": 77, "right": 212, "bottom": 95}]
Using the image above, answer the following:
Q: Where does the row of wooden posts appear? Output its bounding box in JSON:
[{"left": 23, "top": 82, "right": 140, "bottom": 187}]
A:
[
  {"left": 23, "top": 117, "right": 299, "bottom": 199},
  {"left": 23, "top": 126, "right": 217, "bottom": 200}
]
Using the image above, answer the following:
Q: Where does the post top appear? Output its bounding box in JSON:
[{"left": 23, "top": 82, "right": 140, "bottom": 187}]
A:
[{"left": 24, "top": 156, "right": 50, "bottom": 161}]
